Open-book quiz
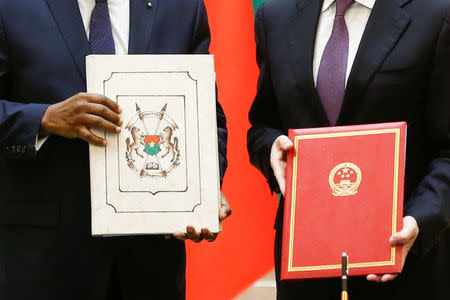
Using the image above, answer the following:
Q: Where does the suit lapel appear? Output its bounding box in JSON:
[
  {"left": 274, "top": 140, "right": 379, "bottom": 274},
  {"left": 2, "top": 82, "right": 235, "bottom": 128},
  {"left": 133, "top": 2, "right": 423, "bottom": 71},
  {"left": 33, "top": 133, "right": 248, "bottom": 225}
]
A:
[
  {"left": 129, "top": 0, "right": 158, "bottom": 54},
  {"left": 45, "top": 0, "right": 91, "bottom": 82},
  {"left": 288, "top": 0, "right": 330, "bottom": 125},
  {"left": 338, "top": 0, "right": 411, "bottom": 124}
]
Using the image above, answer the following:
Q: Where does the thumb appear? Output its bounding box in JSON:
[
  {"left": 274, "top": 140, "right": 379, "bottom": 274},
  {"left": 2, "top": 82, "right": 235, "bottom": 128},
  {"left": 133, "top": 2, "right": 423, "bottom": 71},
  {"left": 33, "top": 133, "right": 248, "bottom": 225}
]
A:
[
  {"left": 278, "top": 136, "right": 294, "bottom": 151},
  {"left": 219, "top": 194, "right": 232, "bottom": 221},
  {"left": 390, "top": 229, "right": 411, "bottom": 246},
  {"left": 390, "top": 217, "right": 418, "bottom": 246}
]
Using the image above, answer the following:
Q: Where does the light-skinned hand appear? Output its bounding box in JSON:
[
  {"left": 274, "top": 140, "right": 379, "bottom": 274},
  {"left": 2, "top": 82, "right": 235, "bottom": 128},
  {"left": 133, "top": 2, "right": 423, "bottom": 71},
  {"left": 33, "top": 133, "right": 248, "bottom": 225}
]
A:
[
  {"left": 366, "top": 216, "right": 419, "bottom": 283},
  {"left": 270, "top": 135, "right": 294, "bottom": 196}
]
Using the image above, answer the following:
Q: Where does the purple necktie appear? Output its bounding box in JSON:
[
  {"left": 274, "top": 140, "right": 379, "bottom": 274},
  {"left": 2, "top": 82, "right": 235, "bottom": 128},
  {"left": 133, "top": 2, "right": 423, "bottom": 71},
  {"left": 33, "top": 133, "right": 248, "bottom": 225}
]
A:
[
  {"left": 317, "top": 0, "right": 354, "bottom": 125},
  {"left": 89, "top": 0, "right": 115, "bottom": 54}
]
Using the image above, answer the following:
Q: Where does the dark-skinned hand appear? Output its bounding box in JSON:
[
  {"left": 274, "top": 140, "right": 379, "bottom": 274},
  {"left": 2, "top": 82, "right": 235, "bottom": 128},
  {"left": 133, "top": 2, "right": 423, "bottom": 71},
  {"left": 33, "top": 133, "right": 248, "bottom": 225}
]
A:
[
  {"left": 40, "top": 93, "right": 122, "bottom": 146},
  {"left": 169, "top": 193, "right": 232, "bottom": 243}
]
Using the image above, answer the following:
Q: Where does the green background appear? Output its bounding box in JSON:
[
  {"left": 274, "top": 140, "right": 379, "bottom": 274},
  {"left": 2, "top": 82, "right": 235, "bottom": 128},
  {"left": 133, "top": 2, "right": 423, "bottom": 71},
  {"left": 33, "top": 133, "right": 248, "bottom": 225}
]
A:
[{"left": 252, "top": 0, "right": 267, "bottom": 13}]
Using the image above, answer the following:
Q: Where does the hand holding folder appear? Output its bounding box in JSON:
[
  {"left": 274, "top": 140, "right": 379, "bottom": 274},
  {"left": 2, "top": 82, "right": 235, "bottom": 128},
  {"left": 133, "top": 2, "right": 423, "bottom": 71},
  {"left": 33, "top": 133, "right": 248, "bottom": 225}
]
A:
[{"left": 366, "top": 216, "right": 419, "bottom": 283}]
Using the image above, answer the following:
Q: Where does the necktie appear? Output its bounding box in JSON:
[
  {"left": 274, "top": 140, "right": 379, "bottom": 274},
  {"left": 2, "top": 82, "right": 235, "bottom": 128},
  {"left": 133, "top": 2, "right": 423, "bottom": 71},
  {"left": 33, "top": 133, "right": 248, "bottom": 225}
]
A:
[
  {"left": 89, "top": 0, "right": 115, "bottom": 54},
  {"left": 316, "top": 0, "right": 354, "bottom": 125}
]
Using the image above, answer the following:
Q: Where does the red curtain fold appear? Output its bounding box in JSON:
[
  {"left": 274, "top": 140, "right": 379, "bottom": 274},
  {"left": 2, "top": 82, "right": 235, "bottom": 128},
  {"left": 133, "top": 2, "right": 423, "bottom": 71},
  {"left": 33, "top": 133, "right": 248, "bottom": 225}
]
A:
[{"left": 185, "top": 1, "right": 277, "bottom": 299}]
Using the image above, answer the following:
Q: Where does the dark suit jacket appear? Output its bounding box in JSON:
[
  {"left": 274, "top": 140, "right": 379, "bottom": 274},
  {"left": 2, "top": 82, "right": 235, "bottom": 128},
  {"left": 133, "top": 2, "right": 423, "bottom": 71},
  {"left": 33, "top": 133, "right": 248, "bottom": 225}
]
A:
[
  {"left": 0, "top": 0, "right": 227, "bottom": 299},
  {"left": 248, "top": 0, "right": 449, "bottom": 298}
]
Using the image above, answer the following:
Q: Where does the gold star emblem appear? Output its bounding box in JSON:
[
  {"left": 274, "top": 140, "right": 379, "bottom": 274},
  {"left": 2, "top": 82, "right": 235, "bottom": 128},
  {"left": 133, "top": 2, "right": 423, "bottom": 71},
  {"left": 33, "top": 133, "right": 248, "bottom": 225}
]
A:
[
  {"left": 329, "top": 162, "right": 362, "bottom": 197},
  {"left": 149, "top": 141, "right": 156, "bottom": 148}
]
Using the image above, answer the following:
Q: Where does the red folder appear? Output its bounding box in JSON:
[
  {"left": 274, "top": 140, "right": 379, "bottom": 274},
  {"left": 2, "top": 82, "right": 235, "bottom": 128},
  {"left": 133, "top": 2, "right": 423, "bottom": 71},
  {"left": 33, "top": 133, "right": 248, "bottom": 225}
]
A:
[{"left": 281, "top": 122, "right": 406, "bottom": 280}]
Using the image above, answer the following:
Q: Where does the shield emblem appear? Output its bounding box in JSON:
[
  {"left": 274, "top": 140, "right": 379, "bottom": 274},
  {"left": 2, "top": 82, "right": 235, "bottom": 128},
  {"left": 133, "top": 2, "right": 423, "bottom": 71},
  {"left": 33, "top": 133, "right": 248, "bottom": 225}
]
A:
[{"left": 145, "top": 135, "right": 160, "bottom": 156}]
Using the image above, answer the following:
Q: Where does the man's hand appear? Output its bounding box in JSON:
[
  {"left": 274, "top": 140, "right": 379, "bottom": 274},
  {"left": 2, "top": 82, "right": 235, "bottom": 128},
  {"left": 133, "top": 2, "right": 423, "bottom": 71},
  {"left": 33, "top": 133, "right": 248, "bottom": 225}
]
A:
[
  {"left": 270, "top": 135, "right": 294, "bottom": 196},
  {"left": 367, "top": 216, "right": 419, "bottom": 283},
  {"left": 40, "top": 93, "right": 123, "bottom": 146},
  {"left": 172, "top": 193, "right": 232, "bottom": 243}
]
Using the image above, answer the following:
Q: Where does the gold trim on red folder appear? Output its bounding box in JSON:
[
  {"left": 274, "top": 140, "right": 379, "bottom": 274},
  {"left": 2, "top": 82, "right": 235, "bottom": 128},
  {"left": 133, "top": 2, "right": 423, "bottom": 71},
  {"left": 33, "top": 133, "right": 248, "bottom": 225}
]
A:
[{"left": 288, "top": 129, "right": 400, "bottom": 272}]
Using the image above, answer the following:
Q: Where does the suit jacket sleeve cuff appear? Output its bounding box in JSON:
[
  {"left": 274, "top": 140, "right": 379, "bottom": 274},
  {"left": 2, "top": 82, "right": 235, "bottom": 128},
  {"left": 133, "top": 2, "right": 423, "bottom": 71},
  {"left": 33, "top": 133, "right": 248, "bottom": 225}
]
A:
[
  {"left": 404, "top": 158, "right": 450, "bottom": 256},
  {"left": 1, "top": 103, "right": 50, "bottom": 159}
]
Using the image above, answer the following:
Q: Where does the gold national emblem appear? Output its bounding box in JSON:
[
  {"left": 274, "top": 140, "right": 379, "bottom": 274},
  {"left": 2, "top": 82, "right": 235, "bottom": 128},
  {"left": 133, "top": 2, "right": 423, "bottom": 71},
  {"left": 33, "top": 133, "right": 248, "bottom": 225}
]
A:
[{"left": 329, "top": 162, "right": 362, "bottom": 197}]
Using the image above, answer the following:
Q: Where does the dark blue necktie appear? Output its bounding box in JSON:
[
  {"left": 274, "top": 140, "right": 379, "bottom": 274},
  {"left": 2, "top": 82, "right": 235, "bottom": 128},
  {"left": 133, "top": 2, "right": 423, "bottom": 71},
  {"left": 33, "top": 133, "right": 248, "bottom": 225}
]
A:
[{"left": 89, "top": 0, "right": 115, "bottom": 54}]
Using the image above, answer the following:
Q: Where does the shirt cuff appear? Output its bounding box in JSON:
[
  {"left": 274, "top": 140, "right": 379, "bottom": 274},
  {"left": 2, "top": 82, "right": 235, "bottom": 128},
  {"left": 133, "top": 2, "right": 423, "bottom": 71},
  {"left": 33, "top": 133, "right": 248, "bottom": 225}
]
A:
[{"left": 35, "top": 135, "right": 48, "bottom": 151}]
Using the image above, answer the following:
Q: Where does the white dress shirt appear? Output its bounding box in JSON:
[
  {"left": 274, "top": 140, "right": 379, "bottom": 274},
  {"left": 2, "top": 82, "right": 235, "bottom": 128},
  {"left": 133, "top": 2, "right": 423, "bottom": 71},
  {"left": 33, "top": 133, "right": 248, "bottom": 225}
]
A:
[
  {"left": 77, "top": 0, "right": 130, "bottom": 55},
  {"left": 313, "top": 0, "right": 375, "bottom": 87},
  {"left": 37, "top": 0, "right": 130, "bottom": 150}
]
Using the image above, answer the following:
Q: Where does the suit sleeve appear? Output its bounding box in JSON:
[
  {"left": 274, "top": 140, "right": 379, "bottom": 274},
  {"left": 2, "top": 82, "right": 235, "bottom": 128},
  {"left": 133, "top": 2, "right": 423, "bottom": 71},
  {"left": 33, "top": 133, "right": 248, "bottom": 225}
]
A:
[
  {"left": 191, "top": 0, "right": 228, "bottom": 185},
  {"left": 247, "top": 4, "right": 284, "bottom": 194},
  {"left": 0, "top": 12, "right": 49, "bottom": 159},
  {"left": 405, "top": 12, "right": 450, "bottom": 256}
]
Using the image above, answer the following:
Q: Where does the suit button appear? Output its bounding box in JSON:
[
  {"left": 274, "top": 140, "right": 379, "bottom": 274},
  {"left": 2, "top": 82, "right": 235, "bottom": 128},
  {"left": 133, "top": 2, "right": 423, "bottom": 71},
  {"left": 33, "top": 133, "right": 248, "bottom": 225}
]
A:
[
  {"left": 11, "top": 145, "right": 16, "bottom": 152},
  {"left": 5, "top": 146, "right": 10, "bottom": 152}
]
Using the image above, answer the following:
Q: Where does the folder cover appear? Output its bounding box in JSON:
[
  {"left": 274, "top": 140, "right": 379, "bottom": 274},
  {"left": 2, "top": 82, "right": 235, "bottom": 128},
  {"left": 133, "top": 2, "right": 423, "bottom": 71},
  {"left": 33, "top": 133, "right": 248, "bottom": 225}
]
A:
[
  {"left": 87, "top": 55, "right": 221, "bottom": 236},
  {"left": 281, "top": 122, "right": 406, "bottom": 280}
]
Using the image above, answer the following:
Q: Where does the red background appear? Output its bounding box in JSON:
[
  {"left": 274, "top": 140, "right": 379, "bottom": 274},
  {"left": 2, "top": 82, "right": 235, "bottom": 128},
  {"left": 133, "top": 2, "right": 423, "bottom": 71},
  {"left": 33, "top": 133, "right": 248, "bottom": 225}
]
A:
[{"left": 185, "top": 1, "right": 278, "bottom": 299}]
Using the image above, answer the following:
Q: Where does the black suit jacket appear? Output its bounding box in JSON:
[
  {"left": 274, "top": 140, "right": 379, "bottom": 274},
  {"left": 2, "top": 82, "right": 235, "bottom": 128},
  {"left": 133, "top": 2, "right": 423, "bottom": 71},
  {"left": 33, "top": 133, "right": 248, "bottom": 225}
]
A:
[
  {"left": 248, "top": 0, "right": 449, "bottom": 278},
  {"left": 0, "top": 0, "right": 227, "bottom": 299}
]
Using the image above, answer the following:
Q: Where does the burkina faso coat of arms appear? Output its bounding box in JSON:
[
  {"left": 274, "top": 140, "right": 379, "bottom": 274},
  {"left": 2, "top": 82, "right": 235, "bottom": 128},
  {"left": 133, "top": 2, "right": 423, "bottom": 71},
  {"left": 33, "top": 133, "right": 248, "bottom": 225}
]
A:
[{"left": 124, "top": 103, "right": 181, "bottom": 178}]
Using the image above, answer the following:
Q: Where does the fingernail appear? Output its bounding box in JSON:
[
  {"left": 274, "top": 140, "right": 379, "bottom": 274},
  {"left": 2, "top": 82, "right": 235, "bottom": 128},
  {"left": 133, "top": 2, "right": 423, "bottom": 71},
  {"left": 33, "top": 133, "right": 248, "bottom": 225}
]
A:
[
  {"left": 116, "top": 127, "right": 121, "bottom": 133},
  {"left": 118, "top": 119, "right": 123, "bottom": 126},
  {"left": 103, "top": 140, "right": 107, "bottom": 146},
  {"left": 118, "top": 107, "right": 122, "bottom": 113}
]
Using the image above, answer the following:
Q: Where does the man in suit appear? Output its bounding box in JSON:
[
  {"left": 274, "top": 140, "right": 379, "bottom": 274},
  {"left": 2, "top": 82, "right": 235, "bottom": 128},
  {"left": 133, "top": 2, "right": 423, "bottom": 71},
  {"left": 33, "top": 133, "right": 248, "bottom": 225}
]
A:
[
  {"left": 247, "top": 0, "right": 449, "bottom": 299},
  {"left": 0, "top": 0, "right": 230, "bottom": 299}
]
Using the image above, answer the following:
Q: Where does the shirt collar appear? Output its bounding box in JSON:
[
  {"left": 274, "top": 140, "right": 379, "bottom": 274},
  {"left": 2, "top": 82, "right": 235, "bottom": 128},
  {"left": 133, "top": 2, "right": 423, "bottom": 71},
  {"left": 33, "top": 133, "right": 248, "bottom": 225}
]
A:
[
  {"left": 322, "top": 0, "right": 335, "bottom": 12},
  {"left": 322, "top": 0, "right": 376, "bottom": 12},
  {"left": 358, "top": 0, "right": 376, "bottom": 9},
  {"left": 79, "top": 0, "right": 127, "bottom": 4}
]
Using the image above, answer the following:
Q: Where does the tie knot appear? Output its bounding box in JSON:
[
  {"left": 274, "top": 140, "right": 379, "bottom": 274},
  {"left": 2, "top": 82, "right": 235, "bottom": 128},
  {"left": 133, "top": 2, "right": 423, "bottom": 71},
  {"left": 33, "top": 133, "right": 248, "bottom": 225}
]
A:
[{"left": 335, "top": 0, "right": 354, "bottom": 16}]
